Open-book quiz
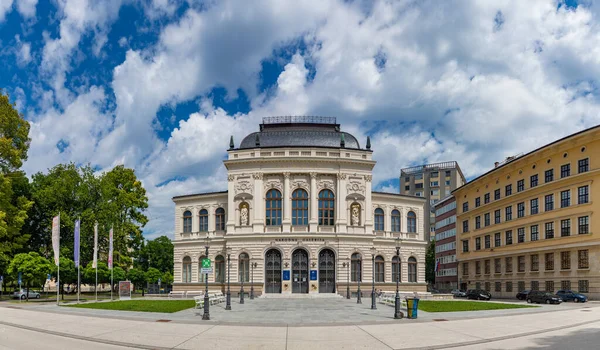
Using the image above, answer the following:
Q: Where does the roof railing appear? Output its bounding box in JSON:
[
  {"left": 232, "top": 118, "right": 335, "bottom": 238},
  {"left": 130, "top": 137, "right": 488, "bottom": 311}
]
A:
[
  {"left": 262, "top": 116, "right": 337, "bottom": 125},
  {"left": 400, "top": 161, "right": 459, "bottom": 175}
]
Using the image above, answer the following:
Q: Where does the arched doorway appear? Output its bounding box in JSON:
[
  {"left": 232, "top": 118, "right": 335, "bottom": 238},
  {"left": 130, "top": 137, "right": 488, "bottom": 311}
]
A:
[
  {"left": 318, "top": 249, "right": 335, "bottom": 293},
  {"left": 292, "top": 249, "right": 309, "bottom": 293},
  {"left": 265, "top": 249, "right": 282, "bottom": 293}
]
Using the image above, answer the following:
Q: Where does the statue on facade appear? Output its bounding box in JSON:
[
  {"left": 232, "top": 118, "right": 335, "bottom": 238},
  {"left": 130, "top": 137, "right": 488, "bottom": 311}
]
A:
[
  {"left": 241, "top": 205, "right": 249, "bottom": 226},
  {"left": 351, "top": 204, "right": 360, "bottom": 226}
]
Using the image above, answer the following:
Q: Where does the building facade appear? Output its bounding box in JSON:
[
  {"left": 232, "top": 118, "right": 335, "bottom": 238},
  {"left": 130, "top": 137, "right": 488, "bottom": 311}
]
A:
[
  {"left": 434, "top": 195, "right": 458, "bottom": 291},
  {"left": 455, "top": 125, "right": 599, "bottom": 299},
  {"left": 172, "top": 117, "right": 428, "bottom": 296},
  {"left": 400, "top": 162, "right": 465, "bottom": 241}
]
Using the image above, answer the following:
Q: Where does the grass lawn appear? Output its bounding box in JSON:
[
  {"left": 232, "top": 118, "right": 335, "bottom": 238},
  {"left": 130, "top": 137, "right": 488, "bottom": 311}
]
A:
[
  {"left": 417, "top": 300, "right": 538, "bottom": 312},
  {"left": 65, "top": 300, "right": 195, "bottom": 313}
]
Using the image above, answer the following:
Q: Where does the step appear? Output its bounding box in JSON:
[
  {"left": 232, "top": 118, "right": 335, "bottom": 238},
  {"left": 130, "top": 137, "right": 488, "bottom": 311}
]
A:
[{"left": 259, "top": 293, "right": 344, "bottom": 299}]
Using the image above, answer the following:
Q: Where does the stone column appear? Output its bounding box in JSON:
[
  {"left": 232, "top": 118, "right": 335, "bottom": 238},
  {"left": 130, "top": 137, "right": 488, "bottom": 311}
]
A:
[
  {"left": 226, "top": 175, "right": 235, "bottom": 234},
  {"left": 253, "top": 172, "right": 264, "bottom": 232},
  {"left": 385, "top": 206, "right": 392, "bottom": 237},
  {"left": 283, "top": 172, "right": 291, "bottom": 232},
  {"left": 364, "top": 175, "right": 374, "bottom": 233},
  {"left": 309, "top": 172, "right": 318, "bottom": 232}
]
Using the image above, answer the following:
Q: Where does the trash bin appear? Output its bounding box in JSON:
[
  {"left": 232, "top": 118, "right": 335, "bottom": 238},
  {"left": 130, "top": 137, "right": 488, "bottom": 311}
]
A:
[{"left": 405, "top": 298, "right": 420, "bottom": 319}]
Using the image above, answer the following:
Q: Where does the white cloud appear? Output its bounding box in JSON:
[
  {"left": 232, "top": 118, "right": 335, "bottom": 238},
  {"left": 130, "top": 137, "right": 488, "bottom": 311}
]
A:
[
  {"left": 0, "top": 0, "right": 13, "bottom": 22},
  {"left": 16, "top": 0, "right": 37, "bottom": 18}
]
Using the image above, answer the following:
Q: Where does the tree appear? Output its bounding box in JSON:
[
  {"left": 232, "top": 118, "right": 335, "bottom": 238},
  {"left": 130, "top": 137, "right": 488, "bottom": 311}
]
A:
[
  {"left": 53, "top": 257, "right": 77, "bottom": 299},
  {"left": 145, "top": 268, "right": 162, "bottom": 284},
  {"left": 0, "top": 90, "right": 31, "bottom": 173},
  {"left": 136, "top": 236, "right": 173, "bottom": 273},
  {"left": 162, "top": 271, "right": 173, "bottom": 286},
  {"left": 127, "top": 268, "right": 146, "bottom": 294},
  {"left": 425, "top": 240, "right": 436, "bottom": 286},
  {"left": 7, "top": 252, "right": 52, "bottom": 300},
  {"left": 113, "top": 267, "right": 126, "bottom": 284},
  {"left": 83, "top": 261, "right": 110, "bottom": 288}
]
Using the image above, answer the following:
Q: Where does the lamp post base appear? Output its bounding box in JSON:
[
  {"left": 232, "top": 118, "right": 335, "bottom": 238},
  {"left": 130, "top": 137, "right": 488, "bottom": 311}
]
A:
[
  {"left": 346, "top": 286, "right": 350, "bottom": 299},
  {"left": 394, "top": 294, "right": 403, "bottom": 319},
  {"left": 240, "top": 289, "right": 245, "bottom": 304},
  {"left": 250, "top": 286, "right": 254, "bottom": 300},
  {"left": 371, "top": 290, "right": 377, "bottom": 310},
  {"left": 225, "top": 290, "right": 231, "bottom": 310},
  {"left": 357, "top": 288, "right": 362, "bottom": 304},
  {"left": 202, "top": 295, "right": 210, "bottom": 320}
]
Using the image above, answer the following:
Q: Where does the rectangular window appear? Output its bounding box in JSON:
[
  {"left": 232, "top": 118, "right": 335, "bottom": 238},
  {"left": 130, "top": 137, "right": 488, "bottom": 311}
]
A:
[
  {"left": 560, "top": 164, "right": 571, "bottom": 178},
  {"left": 578, "top": 250, "right": 589, "bottom": 269},
  {"left": 430, "top": 181, "right": 439, "bottom": 187},
  {"left": 518, "top": 256, "right": 525, "bottom": 272},
  {"left": 531, "top": 198, "right": 539, "bottom": 215},
  {"left": 484, "top": 260, "right": 490, "bottom": 274},
  {"left": 545, "top": 253, "right": 554, "bottom": 271},
  {"left": 506, "top": 282, "right": 513, "bottom": 292},
  {"left": 505, "top": 257, "right": 513, "bottom": 273},
  {"left": 578, "top": 216, "right": 589, "bottom": 234},
  {"left": 561, "top": 251, "right": 571, "bottom": 270},
  {"left": 561, "top": 280, "right": 571, "bottom": 291},
  {"left": 517, "top": 202, "right": 525, "bottom": 218},
  {"left": 578, "top": 185, "right": 589, "bottom": 204},
  {"left": 495, "top": 282, "right": 501, "bottom": 292},
  {"left": 531, "top": 225, "right": 539, "bottom": 241},
  {"left": 485, "top": 235, "right": 491, "bottom": 249},
  {"left": 495, "top": 210, "right": 501, "bottom": 224},
  {"left": 545, "top": 222, "right": 554, "bottom": 239},
  {"left": 506, "top": 230, "right": 513, "bottom": 245},
  {"left": 416, "top": 183, "right": 423, "bottom": 189},
  {"left": 475, "top": 197, "right": 481, "bottom": 208},
  {"left": 463, "top": 202, "right": 469, "bottom": 212},
  {"left": 495, "top": 232, "right": 501, "bottom": 247},
  {"left": 531, "top": 281, "right": 539, "bottom": 291},
  {"left": 485, "top": 282, "right": 490, "bottom": 292},
  {"left": 494, "top": 258, "right": 501, "bottom": 274},
  {"left": 518, "top": 281, "right": 525, "bottom": 291},
  {"left": 475, "top": 282, "right": 481, "bottom": 290},
  {"left": 546, "top": 281, "right": 554, "bottom": 293},
  {"left": 475, "top": 216, "right": 481, "bottom": 229},
  {"left": 405, "top": 177, "right": 410, "bottom": 182},
  {"left": 579, "top": 280, "right": 589, "bottom": 293},
  {"left": 484, "top": 213, "right": 490, "bottom": 227},
  {"left": 530, "top": 174, "right": 538, "bottom": 188},
  {"left": 431, "top": 171, "right": 439, "bottom": 178},
  {"left": 463, "top": 220, "right": 469, "bottom": 233},
  {"left": 505, "top": 206, "right": 512, "bottom": 221},
  {"left": 505, "top": 184, "right": 512, "bottom": 196},
  {"left": 445, "top": 170, "right": 451, "bottom": 177},
  {"left": 545, "top": 194, "right": 554, "bottom": 211},
  {"left": 484, "top": 193, "right": 490, "bottom": 204},
  {"left": 462, "top": 240, "right": 469, "bottom": 253},
  {"left": 517, "top": 179, "right": 525, "bottom": 192},
  {"left": 561, "top": 219, "right": 570, "bottom": 237},
  {"left": 545, "top": 169, "right": 554, "bottom": 183},
  {"left": 404, "top": 185, "right": 410, "bottom": 191},
  {"left": 530, "top": 255, "right": 539, "bottom": 272},
  {"left": 578, "top": 158, "right": 589, "bottom": 173},
  {"left": 475, "top": 237, "right": 481, "bottom": 250},
  {"left": 518, "top": 227, "right": 525, "bottom": 243},
  {"left": 462, "top": 262, "right": 469, "bottom": 275},
  {"left": 561, "top": 190, "right": 570, "bottom": 208},
  {"left": 476, "top": 261, "right": 481, "bottom": 275},
  {"left": 494, "top": 189, "right": 500, "bottom": 200},
  {"left": 445, "top": 180, "right": 450, "bottom": 186}
]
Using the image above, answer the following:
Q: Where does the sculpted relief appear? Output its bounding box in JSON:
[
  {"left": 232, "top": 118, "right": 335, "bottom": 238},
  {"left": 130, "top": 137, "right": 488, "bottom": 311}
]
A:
[
  {"left": 240, "top": 202, "right": 249, "bottom": 226},
  {"left": 351, "top": 203, "right": 361, "bottom": 226},
  {"left": 235, "top": 179, "right": 253, "bottom": 195},
  {"left": 346, "top": 179, "right": 365, "bottom": 196}
]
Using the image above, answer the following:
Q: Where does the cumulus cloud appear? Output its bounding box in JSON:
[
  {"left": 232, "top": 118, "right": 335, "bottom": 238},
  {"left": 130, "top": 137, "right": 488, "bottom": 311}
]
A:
[
  {"left": 0, "top": 0, "right": 13, "bottom": 22},
  {"left": 16, "top": 0, "right": 37, "bottom": 18}
]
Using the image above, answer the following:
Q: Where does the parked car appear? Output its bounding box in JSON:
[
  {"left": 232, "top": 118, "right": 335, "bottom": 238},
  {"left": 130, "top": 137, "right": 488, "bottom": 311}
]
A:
[
  {"left": 451, "top": 289, "right": 467, "bottom": 297},
  {"left": 12, "top": 289, "right": 41, "bottom": 300},
  {"left": 516, "top": 290, "right": 531, "bottom": 300},
  {"left": 556, "top": 290, "right": 587, "bottom": 303},
  {"left": 527, "top": 291, "right": 562, "bottom": 304},
  {"left": 466, "top": 289, "right": 491, "bottom": 300}
]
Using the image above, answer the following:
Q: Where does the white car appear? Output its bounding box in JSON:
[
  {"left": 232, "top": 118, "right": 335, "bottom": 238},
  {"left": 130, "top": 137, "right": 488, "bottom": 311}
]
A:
[{"left": 13, "top": 289, "right": 41, "bottom": 300}]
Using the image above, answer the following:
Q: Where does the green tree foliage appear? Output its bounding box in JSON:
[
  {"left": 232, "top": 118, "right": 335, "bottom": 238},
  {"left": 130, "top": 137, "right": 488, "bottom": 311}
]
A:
[
  {"left": 113, "top": 267, "right": 126, "bottom": 283},
  {"left": 0, "top": 91, "right": 31, "bottom": 172},
  {"left": 145, "top": 267, "right": 163, "bottom": 284},
  {"left": 83, "top": 261, "right": 110, "bottom": 286},
  {"left": 7, "top": 252, "right": 52, "bottom": 299},
  {"left": 425, "top": 240, "right": 436, "bottom": 285},
  {"left": 135, "top": 236, "right": 174, "bottom": 273},
  {"left": 161, "top": 271, "right": 173, "bottom": 285},
  {"left": 53, "top": 257, "right": 77, "bottom": 297},
  {"left": 127, "top": 268, "right": 146, "bottom": 292}
]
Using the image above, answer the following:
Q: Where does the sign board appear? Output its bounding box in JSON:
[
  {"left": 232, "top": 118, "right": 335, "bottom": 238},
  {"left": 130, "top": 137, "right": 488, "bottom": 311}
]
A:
[
  {"left": 47, "top": 274, "right": 51, "bottom": 281},
  {"left": 282, "top": 270, "right": 290, "bottom": 281},
  {"left": 119, "top": 281, "right": 131, "bottom": 300},
  {"left": 201, "top": 258, "right": 211, "bottom": 268},
  {"left": 200, "top": 267, "right": 213, "bottom": 274},
  {"left": 310, "top": 270, "right": 317, "bottom": 281}
]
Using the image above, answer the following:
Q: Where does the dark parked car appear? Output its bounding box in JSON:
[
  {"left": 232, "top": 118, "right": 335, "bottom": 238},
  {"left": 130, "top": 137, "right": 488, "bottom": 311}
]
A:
[
  {"left": 516, "top": 290, "right": 531, "bottom": 300},
  {"left": 466, "top": 289, "right": 491, "bottom": 300},
  {"left": 527, "top": 291, "right": 562, "bottom": 304},
  {"left": 556, "top": 290, "right": 587, "bottom": 303}
]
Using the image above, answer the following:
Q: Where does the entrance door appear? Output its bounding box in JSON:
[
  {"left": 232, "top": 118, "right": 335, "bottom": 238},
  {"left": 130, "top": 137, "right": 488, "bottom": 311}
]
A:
[
  {"left": 265, "top": 249, "right": 282, "bottom": 293},
  {"left": 292, "top": 249, "right": 309, "bottom": 293},
  {"left": 319, "top": 249, "right": 335, "bottom": 293}
]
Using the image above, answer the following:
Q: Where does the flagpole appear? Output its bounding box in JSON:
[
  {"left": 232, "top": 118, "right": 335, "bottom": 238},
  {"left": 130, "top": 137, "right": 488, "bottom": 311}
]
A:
[
  {"left": 110, "top": 225, "right": 114, "bottom": 301},
  {"left": 77, "top": 217, "right": 81, "bottom": 303},
  {"left": 94, "top": 222, "right": 98, "bottom": 302},
  {"left": 57, "top": 212, "right": 60, "bottom": 306}
]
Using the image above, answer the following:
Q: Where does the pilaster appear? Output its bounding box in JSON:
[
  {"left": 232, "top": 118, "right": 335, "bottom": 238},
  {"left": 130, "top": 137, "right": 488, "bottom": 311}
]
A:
[
  {"left": 309, "top": 172, "right": 318, "bottom": 232},
  {"left": 226, "top": 175, "right": 235, "bottom": 233},
  {"left": 253, "top": 172, "right": 265, "bottom": 232},
  {"left": 365, "top": 175, "right": 374, "bottom": 232},
  {"left": 283, "top": 172, "right": 291, "bottom": 232}
]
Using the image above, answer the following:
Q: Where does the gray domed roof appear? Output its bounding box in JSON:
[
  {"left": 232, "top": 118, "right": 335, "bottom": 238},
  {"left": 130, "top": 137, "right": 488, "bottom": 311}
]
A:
[{"left": 238, "top": 116, "right": 362, "bottom": 150}]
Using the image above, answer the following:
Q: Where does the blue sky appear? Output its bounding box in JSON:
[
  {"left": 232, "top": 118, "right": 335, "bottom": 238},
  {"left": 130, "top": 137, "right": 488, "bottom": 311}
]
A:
[{"left": 1, "top": 0, "right": 600, "bottom": 239}]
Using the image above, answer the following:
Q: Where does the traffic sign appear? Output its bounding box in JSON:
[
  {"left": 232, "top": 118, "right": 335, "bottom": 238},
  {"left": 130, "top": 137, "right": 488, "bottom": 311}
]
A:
[
  {"left": 201, "top": 258, "right": 211, "bottom": 268},
  {"left": 201, "top": 267, "right": 213, "bottom": 274}
]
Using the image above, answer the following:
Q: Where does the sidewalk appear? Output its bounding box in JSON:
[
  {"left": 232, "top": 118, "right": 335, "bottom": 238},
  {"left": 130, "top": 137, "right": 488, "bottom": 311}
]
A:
[{"left": 1, "top": 305, "right": 600, "bottom": 349}]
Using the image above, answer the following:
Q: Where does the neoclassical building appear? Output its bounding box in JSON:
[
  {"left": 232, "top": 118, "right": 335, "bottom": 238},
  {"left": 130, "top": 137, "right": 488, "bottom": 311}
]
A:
[{"left": 172, "top": 117, "right": 427, "bottom": 296}]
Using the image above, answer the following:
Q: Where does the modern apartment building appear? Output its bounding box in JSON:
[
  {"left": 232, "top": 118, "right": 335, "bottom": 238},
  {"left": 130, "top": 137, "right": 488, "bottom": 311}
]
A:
[
  {"left": 434, "top": 195, "right": 458, "bottom": 290},
  {"left": 455, "top": 125, "right": 600, "bottom": 298},
  {"left": 400, "top": 161, "right": 466, "bottom": 240}
]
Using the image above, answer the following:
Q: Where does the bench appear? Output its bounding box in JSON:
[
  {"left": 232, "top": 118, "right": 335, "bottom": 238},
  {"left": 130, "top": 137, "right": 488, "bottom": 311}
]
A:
[
  {"left": 168, "top": 291, "right": 186, "bottom": 299},
  {"left": 194, "top": 296, "right": 204, "bottom": 309},
  {"left": 186, "top": 291, "right": 204, "bottom": 298}
]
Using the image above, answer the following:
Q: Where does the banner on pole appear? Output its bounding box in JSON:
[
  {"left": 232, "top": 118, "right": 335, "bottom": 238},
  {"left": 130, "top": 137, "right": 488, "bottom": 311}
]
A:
[
  {"left": 108, "top": 227, "right": 114, "bottom": 269},
  {"left": 92, "top": 223, "right": 98, "bottom": 268},
  {"left": 52, "top": 215, "right": 60, "bottom": 265},
  {"left": 74, "top": 219, "right": 80, "bottom": 268}
]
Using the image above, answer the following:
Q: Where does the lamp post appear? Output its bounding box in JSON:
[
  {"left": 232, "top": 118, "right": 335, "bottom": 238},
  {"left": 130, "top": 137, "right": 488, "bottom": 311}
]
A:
[
  {"left": 226, "top": 247, "right": 232, "bottom": 310},
  {"left": 250, "top": 262, "right": 257, "bottom": 299},
  {"left": 240, "top": 256, "right": 245, "bottom": 304},
  {"left": 343, "top": 261, "right": 350, "bottom": 299},
  {"left": 370, "top": 247, "right": 377, "bottom": 310},
  {"left": 357, "top": 258, "right": 362, "bottom": 304},
  {"left": 394, "top": 237, "right": 403, "bottom": 319},
  {"left": 202, "top": 235, "right": 210, "bottom": 320}
]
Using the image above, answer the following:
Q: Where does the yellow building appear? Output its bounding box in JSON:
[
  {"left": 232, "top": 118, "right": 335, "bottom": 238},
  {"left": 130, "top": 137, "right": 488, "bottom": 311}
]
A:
[{"left": 455, "top": 125, "right": 599, "bottom": 299}]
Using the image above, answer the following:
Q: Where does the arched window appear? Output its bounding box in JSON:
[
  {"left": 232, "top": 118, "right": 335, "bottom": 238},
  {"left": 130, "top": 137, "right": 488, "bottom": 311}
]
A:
[
  {"left": 292, "top": 189, "right": 309, "bottom": 226},
  {"left": 374, "top": 208, "right": 384, "bottom": 231},
  {"left": 408, "top": 257, "right": 417, "bottom": 282},
  {"left": 183, "top": 210, "right": 192, "bottom": 233},
  {"left": 392, "top": 256, "right": 401, "bottom": 282},
  {"left": 265, "top": 189, "right": 282, "bottom": 226},
  {"left": 239, "top": 253, "right": 250, "bottom": 283},
  {"left": 407, "top": 211, "right": 417, "bottom": 233},
  {"left": 391, "top": 210, "right": 401, "bottom": 232},
  {"left": 215, "top": 255, "right": 225, "bottom": 283},
  {"left": 318, "top": 189, "right": 335, "bottom": 226},
  {"left": 351, "top": 253, "right": 362, "bottom": 282},
  {"left": 215, "top": 208, "right": 226, "bottom": 231},
  {"left": 199, "top": 209, "right": 208, "bottom": 232},
  {"left": 182, "top": 256, "right": 192, "bottom": 283},
  {"left": 375, "top": 255, "right": 385, "bottom": 282},
  {"left": 198, "top": 256, "right": 207, "bottom": 283}
]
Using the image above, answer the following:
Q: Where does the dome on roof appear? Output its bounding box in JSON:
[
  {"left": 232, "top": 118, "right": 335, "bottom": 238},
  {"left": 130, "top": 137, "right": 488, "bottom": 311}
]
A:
[{"left": 238, "top": 116, "right": 362, "bottom": 150}]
